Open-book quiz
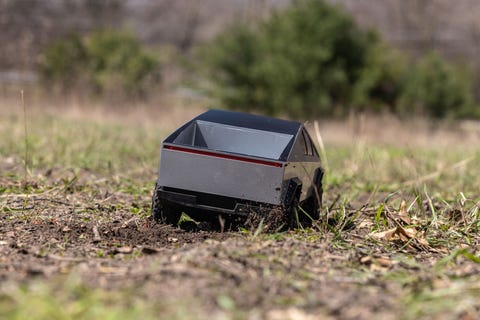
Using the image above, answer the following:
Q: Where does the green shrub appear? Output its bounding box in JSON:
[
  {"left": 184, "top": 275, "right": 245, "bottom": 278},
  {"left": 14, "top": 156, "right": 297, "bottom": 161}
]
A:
[
  {"left": 399, "top": 52, "right": 475, "bottom": 118},
  {"left": 200, "top": 0, "right": 478, "bottom": 119},
  {"left": 86, "top": 31, "right": 159, "bottom": 95},
  {"left": 353, "top": 43, "right": 408, "bottom": 113},
  {"left": 201, "top": 0, "right": 376, "bottom": 118},
  {"left": 202, "top": 25, "right": 261, "bottom": 113},
  {"left": 40, "top": 31, "right": 159, "bottom": 97},
  {"left": 40, "top": 33, "right": 89, "bottom": 89}
]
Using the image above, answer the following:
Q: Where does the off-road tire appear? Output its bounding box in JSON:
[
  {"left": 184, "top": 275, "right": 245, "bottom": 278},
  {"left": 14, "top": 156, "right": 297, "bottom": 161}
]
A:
[
  {"left": 288, "top": 193, "right": 302, "bottom": 229},
  {"left": 302, "top": 183, "right": 323, "bottom": 222},
  {"left": 290, "top": 182, "right": 323, "bottom": 229},
  {"left": 151, "top": 183, "right": 181, "bottom": 225}
]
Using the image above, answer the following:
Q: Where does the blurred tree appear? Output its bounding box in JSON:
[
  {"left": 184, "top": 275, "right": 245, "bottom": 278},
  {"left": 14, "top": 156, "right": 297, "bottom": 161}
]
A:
[
  {"left": 202, "top": 0, "right": 376, "bottom": 117},
  {"left": 399, "top": 52, "right": 475, "bottom": 118},
  {"left": 201, "top": 0, "right": 479, "bottom": 119},
  {"left": 201, "top": 25, "right": 261, "bottom": 112},
  {"left": 335, "top": 0, "right": 480, "bottom": 100},
  {"left": 40, "top": 31, "right": 159, "bottom": 98},
  {"left": 353, "top": 43, "right": 407, "bottom": 113},
  {"left": 86, "top": 31, "right": 159, "bottom": 96},
  {"left": 40, "top": 33, "right": 89, "bottom": 90}
]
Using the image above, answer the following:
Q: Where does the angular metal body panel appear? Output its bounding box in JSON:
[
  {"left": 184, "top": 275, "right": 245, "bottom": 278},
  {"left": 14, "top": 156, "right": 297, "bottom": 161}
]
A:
[
  {"left": 283, "top": 161, "right": 319, "bottom": 202},
  {"left": 158, "top": 148, "right": 285, "bottom": 205},
  {"left": 283, "top": 127, "right": 322, "bottom": 201}
]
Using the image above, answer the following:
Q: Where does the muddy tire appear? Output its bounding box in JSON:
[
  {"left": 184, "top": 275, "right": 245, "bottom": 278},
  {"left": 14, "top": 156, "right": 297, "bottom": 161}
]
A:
[
  {"left": 289, "top": 182, "right": 324, "bottom": 229},
  {"left": 301, "top": 182, "right": 323, "bottom": 223},
  {"left": 288, "top": 194, "right": 302, "bottom": 229},
  {"left": 151, "top": 183, "right": 181, "bottom": 225}
]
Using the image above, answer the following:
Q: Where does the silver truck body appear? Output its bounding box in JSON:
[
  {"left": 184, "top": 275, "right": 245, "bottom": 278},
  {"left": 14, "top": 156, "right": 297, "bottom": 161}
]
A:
[
  {"left": 159, "top": 146, "right": 284, "bottom": 205},
  {"left": 152, "top": 109, "right": 323, "bottom": 226}
]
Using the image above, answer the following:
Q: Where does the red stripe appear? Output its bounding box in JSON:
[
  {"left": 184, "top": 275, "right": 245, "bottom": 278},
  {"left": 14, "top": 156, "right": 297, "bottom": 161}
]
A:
[{"left": 164, "top": 145, "right": 283, "bottom": 167}]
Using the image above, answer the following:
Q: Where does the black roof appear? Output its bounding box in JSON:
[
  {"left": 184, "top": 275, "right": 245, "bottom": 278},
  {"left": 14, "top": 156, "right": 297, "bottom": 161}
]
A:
[{"left": 194, "top": 109, "right": 301, "bottom": 135}]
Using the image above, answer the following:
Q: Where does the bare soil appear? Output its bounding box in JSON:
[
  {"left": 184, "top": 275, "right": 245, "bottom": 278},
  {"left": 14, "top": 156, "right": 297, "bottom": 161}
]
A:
[
  {"left": 3, "top": 174, "right": 473, "bottom": 320},
  {"left": 0, "top": 217, "right": 397, "bottom": 319}
]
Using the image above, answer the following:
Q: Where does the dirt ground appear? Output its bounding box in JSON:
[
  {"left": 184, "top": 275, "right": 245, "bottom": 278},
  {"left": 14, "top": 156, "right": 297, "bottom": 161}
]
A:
[
  {"left": 0, "top": 196, "right": 400, "bottom": 319},
  {"left": 3, "top": 170, "right": 478, "bottom": 320}
]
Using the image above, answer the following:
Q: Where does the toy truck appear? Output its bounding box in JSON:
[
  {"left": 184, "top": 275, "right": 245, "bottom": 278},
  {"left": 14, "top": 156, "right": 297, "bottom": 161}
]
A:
[{"left": 151, "top": 109, "right": 323, "bottom": 228}]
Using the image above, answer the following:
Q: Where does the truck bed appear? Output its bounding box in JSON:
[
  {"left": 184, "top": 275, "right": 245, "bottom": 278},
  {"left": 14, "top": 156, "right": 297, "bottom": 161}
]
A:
[{"left": 158, "top": 145, "right": 285, "bottom": 205}]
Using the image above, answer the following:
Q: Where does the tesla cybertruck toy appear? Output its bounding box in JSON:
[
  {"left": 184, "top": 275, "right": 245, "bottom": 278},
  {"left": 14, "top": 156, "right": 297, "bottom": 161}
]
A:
[{"left": 151, "top": 109, "right": 323, "bottom": 228}]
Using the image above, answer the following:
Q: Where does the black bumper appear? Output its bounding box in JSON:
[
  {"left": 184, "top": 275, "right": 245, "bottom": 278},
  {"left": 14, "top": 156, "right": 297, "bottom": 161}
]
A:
[{"left": 156, "top": 187, "right": 275, "bottom": 216}]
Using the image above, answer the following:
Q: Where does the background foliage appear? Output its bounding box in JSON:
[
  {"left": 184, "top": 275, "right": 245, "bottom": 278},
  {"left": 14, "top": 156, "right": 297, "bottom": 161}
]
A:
[
  {"left": 36, "top": 0, "right": 480, "bottom": 118},
  {"left": 41, "top": 31, "right": 159, "bottom": 98},
  {"left": 201, "top": 0, "right": 478, "bottom": 119},
  {"left": 399, "top": 52, "right": 476, "bottom": 118}
]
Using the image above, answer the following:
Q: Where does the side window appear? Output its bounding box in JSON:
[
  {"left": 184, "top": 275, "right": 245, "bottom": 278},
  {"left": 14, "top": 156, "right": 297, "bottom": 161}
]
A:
[
  {"left": 302, "top": 129, "right": 318, "bottom": 157},
  {"left": 300, "top": 131, "right": 308, "bottom": 155},
  {"left": 311, "top": 140, "right": 319, "bottom": 157},
  {"left": 301, "top": 130, "right": 312, "bottom": 156},
  {"left": 308, "top": 133, "right": 318, "bottom": 157}
]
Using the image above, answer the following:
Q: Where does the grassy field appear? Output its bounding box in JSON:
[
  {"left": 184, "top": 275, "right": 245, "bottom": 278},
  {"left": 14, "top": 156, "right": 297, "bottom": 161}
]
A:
[{"left": 1, "top": 98, "right": 480, "bottom": 319}]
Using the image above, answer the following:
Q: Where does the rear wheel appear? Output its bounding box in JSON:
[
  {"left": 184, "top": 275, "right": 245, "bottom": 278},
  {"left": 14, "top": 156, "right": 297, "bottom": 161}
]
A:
[
  {"left": 302, "top": 183, "right": 323, "bottom": 221},
  {"left": 288, "top": 193, "right": 302, "bottom": 229},
  {"left": 151, "top": 183, "right": 181, "bottom": 225},
  {"left": 291, "top": 183, "right": 323, "bottom": 229}
]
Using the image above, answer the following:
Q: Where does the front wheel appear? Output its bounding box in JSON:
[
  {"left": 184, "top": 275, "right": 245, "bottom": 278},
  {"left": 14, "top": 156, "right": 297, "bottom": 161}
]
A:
[
  {"left": 302, "top": 183, "right": 323, "bottom": 222},
  {"left": 288, "top": 193, "right": 302, "bottom": 229},
  {"left": 151, "top": 183, "right": 181, "bottom": 225},
  {"left": 290, "top": 186, "right": 323, "bottom": 229}
]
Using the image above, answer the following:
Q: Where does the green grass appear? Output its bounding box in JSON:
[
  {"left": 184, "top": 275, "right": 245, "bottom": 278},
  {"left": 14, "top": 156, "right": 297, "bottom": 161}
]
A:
[
  {"left": 0, "top": 276, "right": 205, "bottom": 320},
  {"left": 2, "top": 107, "right": 480, "bottom": 319},
  {"left": 0, "top": 112, "right": 164, "bottom": 175}
]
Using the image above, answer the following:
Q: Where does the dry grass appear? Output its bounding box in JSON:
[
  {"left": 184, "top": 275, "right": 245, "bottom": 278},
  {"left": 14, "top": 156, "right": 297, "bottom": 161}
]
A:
[
  {"left": 0, "top": 89, "right": 207, "bottom": 132},
  {"left": 313, "top": 112, "right": 480, "bottom": 149},
  {"left": 2, "top": 93, "right": 480, "bottom": 319},
  {"left": 4, "top": 90, "right": 479, "bottom": 149}
]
